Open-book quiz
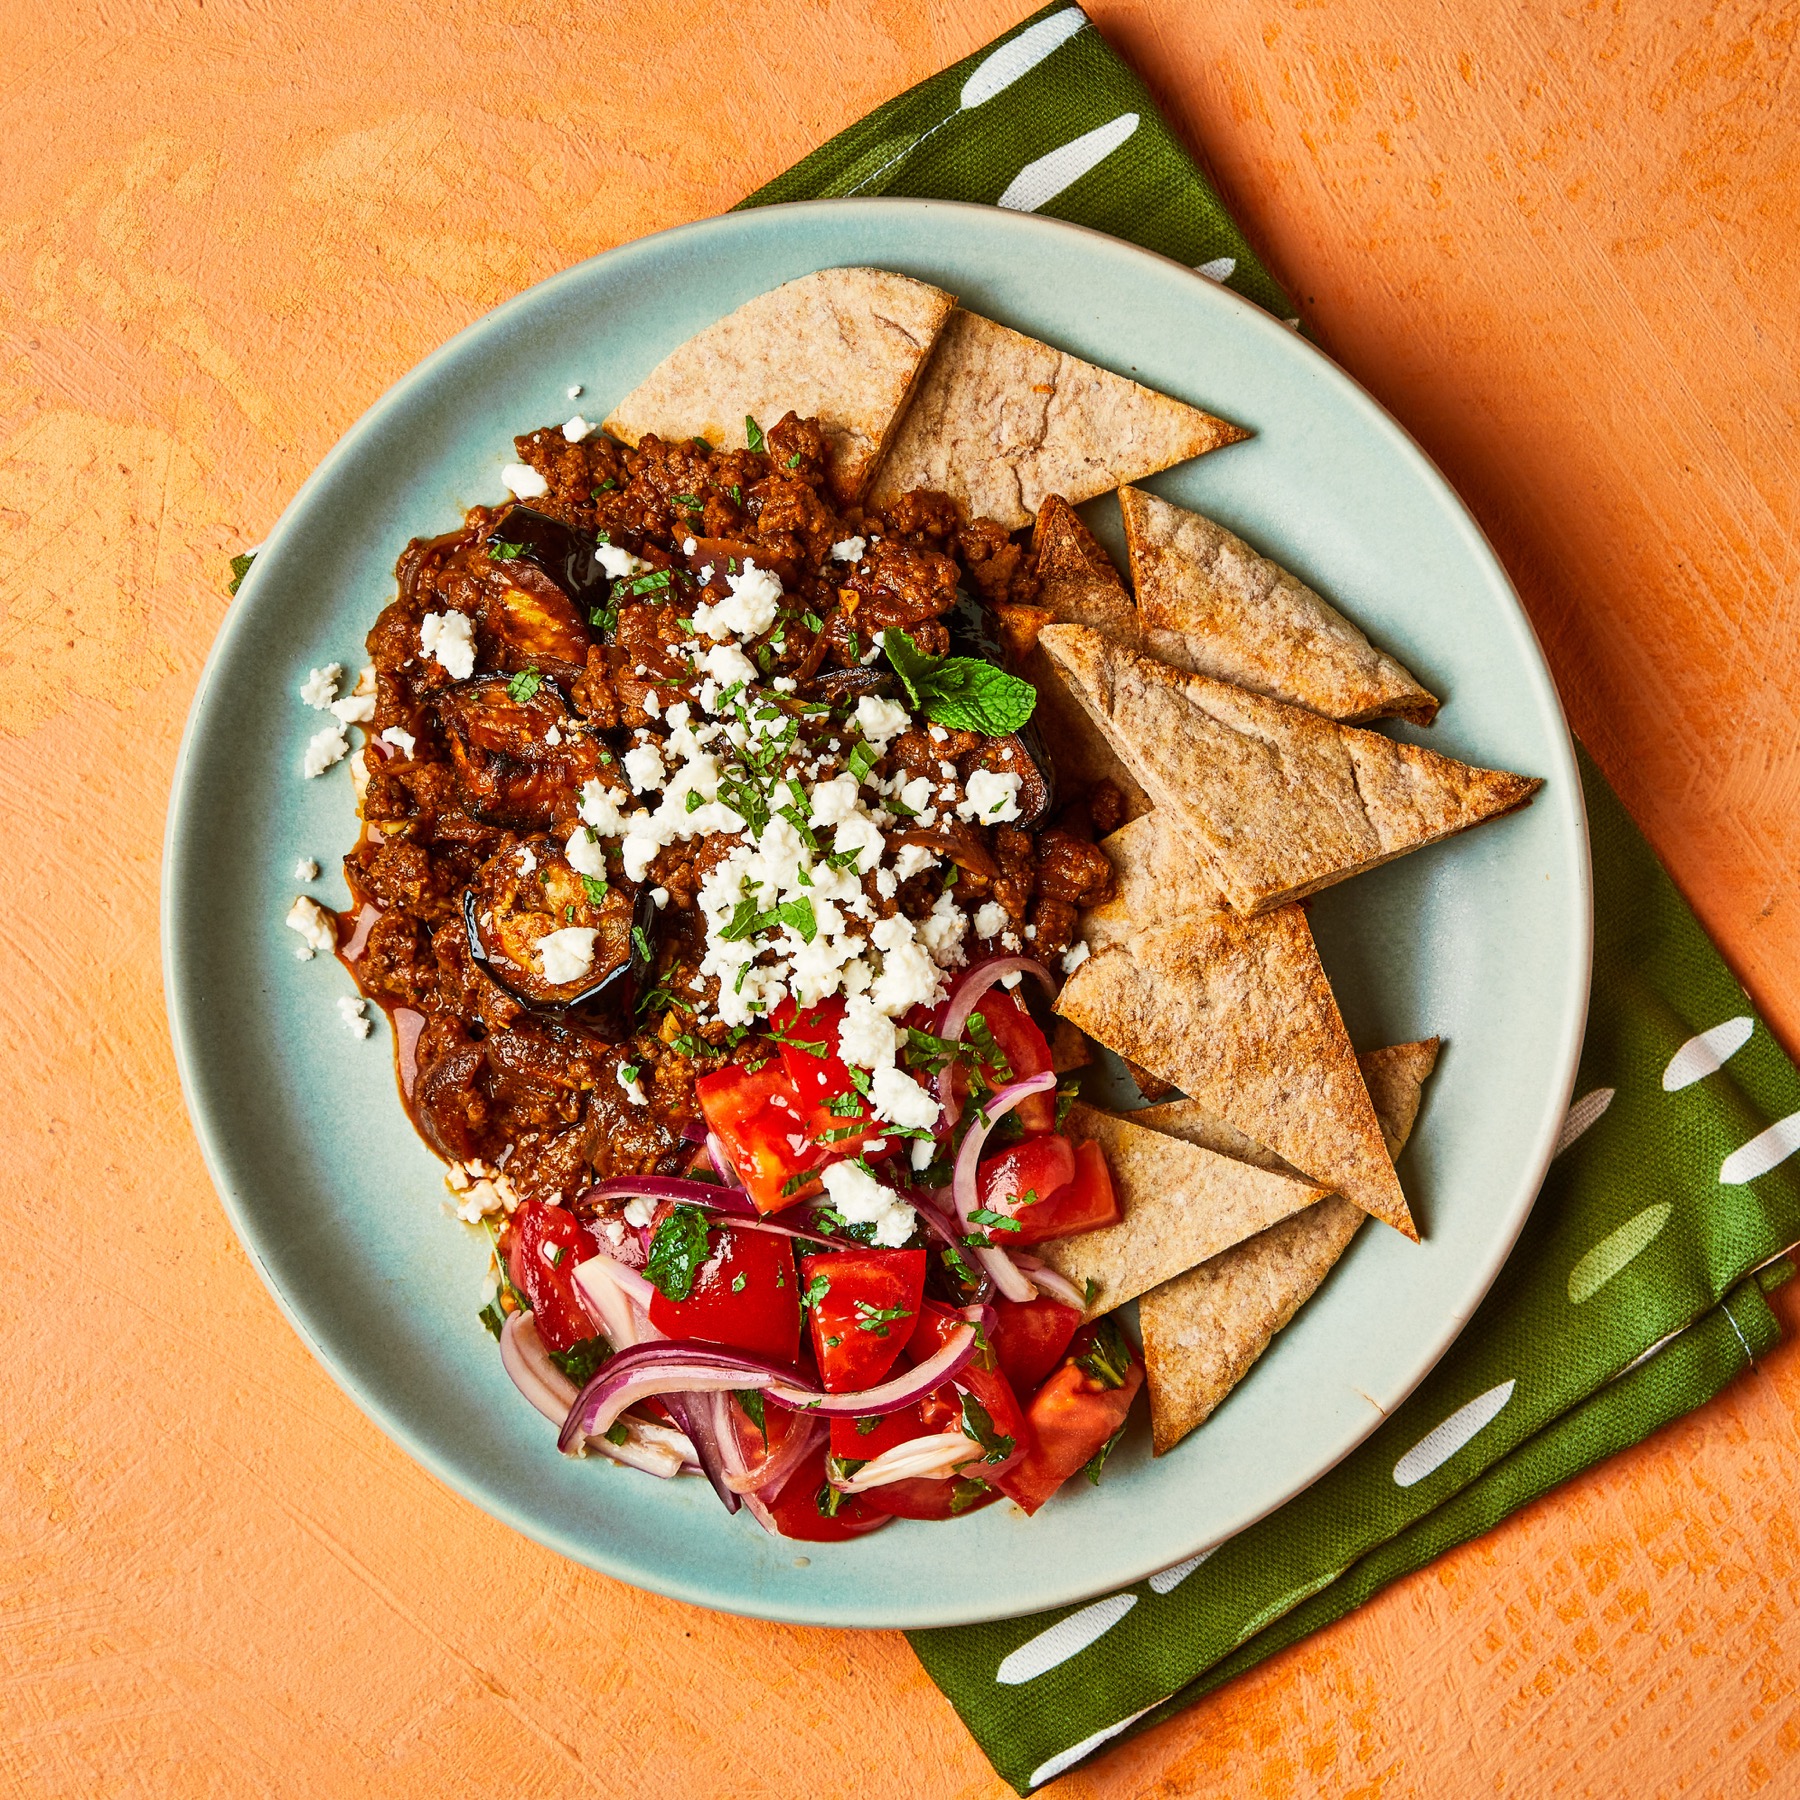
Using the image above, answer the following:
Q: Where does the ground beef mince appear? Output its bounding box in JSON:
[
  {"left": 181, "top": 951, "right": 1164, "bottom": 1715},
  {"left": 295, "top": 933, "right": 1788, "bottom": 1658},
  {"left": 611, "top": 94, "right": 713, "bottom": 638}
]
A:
[{"left": 339, "top": 412, "right": 1113, "bottom": 1212}]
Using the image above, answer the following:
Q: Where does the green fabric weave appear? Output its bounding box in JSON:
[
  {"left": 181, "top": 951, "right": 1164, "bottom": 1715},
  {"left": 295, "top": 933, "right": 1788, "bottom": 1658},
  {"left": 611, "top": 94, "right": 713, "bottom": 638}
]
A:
[{"left": 745, "top": 10, "right": 1800, "bottom": 1789}]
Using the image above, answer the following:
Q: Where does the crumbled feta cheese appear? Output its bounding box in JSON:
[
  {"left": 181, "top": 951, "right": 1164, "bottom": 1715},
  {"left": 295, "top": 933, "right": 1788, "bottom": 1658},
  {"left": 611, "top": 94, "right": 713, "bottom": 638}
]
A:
[
  {"left": 329, "top": 692, "right": 375, "bottom": 724},
  {"left": 650, "top": 886, "right": 669, "bottom": 909},
  {"left": 960, "top": 768, "right": 1023, "bottom": 824},
  {"left": 380, "top": 726, "right": 416, "bottom": 759},
  {"left": 623, "top": 742, "right": 666, "bottom": 794},
  {"left": 831, "top": 812, "right": 884, "bottom": 873},
  {"left": 562, "top": 415, "right": 592, "bottom": 442},
  {"left": 337, "top": 995, "right": 372, "bottom": 1039},
  {"left": 623, "top": 1194, "right": 656, "bottom": 1228},
  {"left": 917, "top": 889, "right": 970, "bottom": 969},
  {"left": 973, "top": 901, "right": 1011, "bottom": 940},
  {"left": 353, "top": 665, "right": 376, "bottom": 697},
  {"left": 892, "top": 842, "right": 937, "bottom": 882},
  {"left": 536, "top": 927, "right": 597, "bottom": 984},
  {"left": 871, "top": 1063, "right": 939, "bottom": 1131},
  {"left": 694, "top": 559, "right": 783, "bottom": 640},
  {"left": 854, "top": 694, "right": 910, "bottom": 749},
  {"left": 445, "top": 1157, "right": 521, "bottom": 1222},
  {"left": 927, "top": 724, "right": 948, "bottom": 743},
  {"left": 831, "top": 535, "right": 867, "bottom": 563},
  {"left": 874, "top": 866, "right": 898, "bottom": 900},
  {"left": 419, "top": 610, "right": 476, "bottom": 680},
  {"left": 566, "top": 826, "right": 607, "bottom": 878},
  {"left": 285, "top": 895, "right": 335, "bottom": 958},
  {"left": 911, "top": 1137, "right": 937, "bottom": 1173},
  {"left": 567, "top": 383, "right": 584, "bottom": 399},
  {"left": 302, "top": 724, "right": 349, "bottom": 778},
  {"left": 578, "top": 779, "right": 631, "bottom": 834},
  {"left": 896, "top": 774, "right": 933, "bottom": 815},
  {"left": 838, "top": 994, "right": 898, "bottom": 1070},
  {"left": 516, "top": 844, "right": 537, "bottom": 875},
  {"left": 544, "top": 721, "right": 564, "bottom": 743},
  {"left": 665, "top": 702, "right": 691, "bottom": 729},
  {"left": 294, "top": 858, "right": 319, "bottom": 882},
  {"left": 299, "top": 664, "right": 342, "bottom": 710},
  {"left": 621, "top": 833, "right": 660, "bottom": 883},
  {"left": 809, "top": 774, "right": 862, "bottom": 827},
  {"left": 819, "top": 1160, "right": 916, "bottom": 1249},
  {"left": 596, "top": 542, "right": 651, "bottom": 580},
  {"left": 616, "top": 1061, "right": 649, "bottom": 1105},
  {"left": 1062, "top": 939, "right": 1092, "bottom": 974},
  {"left": 501, "top": 462, "right": 549, "bottom": 499},
  {"left": 698, "top": 642, "right": 758, "bottom": 692}
]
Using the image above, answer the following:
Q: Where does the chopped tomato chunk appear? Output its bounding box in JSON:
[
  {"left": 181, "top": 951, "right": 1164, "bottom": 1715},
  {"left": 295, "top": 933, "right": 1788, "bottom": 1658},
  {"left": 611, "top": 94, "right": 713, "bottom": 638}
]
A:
[
  {"left": 1003, "top": 1318, "right": 1144, "bottom": 1515},
  {"left": 762, "top": 1438, "right": 892, "bottom": 1541},
  {"left": 947, "top": 991, "right": 1055, "bottom": 1134},
  {"left": 870, "top": 1474, "right": 1003, "bottom": 1520},
  {"left": 1009, "top": 1139, "right": 1122, "bottom": 1245},
  {"left": 801, "top": 1248, "right": 926, "bottom": 1393},
  {"left": 990, "top": 1293, "right": 1084, "bottom": 1396},
  {"left": 770, "top": 996, "right": 893, "bottom": 1161},
  {"left": 976, "top": 1134, "right": 1076, "bottom": 1244},
  {"left": 696, "top": 1060, "right": 822, "bottom": 1213},
  {"left": 505, "top": 1200, "right": 602, "bottom": 1353},
  {"left": 906, "top": 1300, "right": 1033, "bottom": 1488},
  {"left": 647, "top": 1220, "right": 801, "bottom": 1363}
]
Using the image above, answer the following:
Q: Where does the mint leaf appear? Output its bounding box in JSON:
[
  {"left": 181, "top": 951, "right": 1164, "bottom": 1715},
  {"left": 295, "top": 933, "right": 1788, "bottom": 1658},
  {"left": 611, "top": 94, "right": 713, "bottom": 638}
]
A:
[
  {"left": 959, "top": 1393, "right": 1016, "bottom": 1465},
  {"left": 949, "top": 1476, "right": 991, "bottom": 1514},
  {"left": 644, "top": 1206, "right": 712, "bottom": 1302},
  {"left": 745, "top": 415, "right": 765, "bottom": 453},
  {"left": 879, "top": 628, "right": 1036, "bottom": 736},
  {"left": 549, "top": 1337, "right": 611, "bottom": 1385},
  {"left": 1083, "top": 1421, "right": 1129, "bottom": 1486},
  {"left": 507, "top": 666, "right": 542, "bottom": 704},
  {"left": 1075, "top": 1314, "right": 1134, "bottom": 1390},
  {"left": 736, "top": 1388, "right": 766, "bottom": 1433}
]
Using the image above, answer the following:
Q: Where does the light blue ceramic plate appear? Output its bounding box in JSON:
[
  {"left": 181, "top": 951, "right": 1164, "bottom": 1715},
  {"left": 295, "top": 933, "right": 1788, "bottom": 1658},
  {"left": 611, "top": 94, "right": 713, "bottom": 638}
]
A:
[{"left": 163, "top": 200, "right": 1590, "bottom": 1628}]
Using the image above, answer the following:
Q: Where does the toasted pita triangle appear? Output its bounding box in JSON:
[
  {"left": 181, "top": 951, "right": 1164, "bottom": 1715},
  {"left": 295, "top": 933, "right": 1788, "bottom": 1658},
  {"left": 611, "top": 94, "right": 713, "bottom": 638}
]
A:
[
  {"left": 1020, "top": 497, "right": 1152, "bottom": 817},
  {"left": 1057, "top": 885, "right": 1415, "bottom": 1238},
  {"left": 1032, "top": 1102, "right": 1330, "bottom": 1318},
  {"left": 1119, "top": 487, "right": 1439, "bottom": 724},
  {"left": 1039, "top": 624, "right": 1541, "bottom": 915},
  {"left": 1138, "top": 1039, "right": 1441, "bottom": 1453},
  {"left": 601, "top": 269, "right": 955, "bottom": 504},
  {"left": 867, "top": 310, "right": 1249, "bottom": 529}
]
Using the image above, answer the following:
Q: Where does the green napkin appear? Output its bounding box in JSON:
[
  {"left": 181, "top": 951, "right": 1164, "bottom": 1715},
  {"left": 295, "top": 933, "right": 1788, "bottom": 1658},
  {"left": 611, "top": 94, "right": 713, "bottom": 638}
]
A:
[{"left": 744, "top": 9, "right": 1800, "bottom": 1789}]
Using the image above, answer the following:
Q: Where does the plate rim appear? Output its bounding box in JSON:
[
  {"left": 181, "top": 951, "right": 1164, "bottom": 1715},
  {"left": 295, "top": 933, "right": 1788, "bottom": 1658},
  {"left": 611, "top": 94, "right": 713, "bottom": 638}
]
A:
[{"left": 163, "top": 196, "right": 1593, "bottom": 1627}]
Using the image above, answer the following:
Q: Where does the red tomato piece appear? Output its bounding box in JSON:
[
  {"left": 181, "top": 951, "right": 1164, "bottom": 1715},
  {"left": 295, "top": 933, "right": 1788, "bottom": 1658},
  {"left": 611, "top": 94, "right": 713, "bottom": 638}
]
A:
[
  {"left": 696, "top": 1060, "right": 822, "bottom": 1213},
  {"left": 1002, "top": 1319, "right": 1145, "bottom": 1515},
  {"left": 870, "top": 1475, "right": 1004, "bottom": 1520},
  {"left": 1014, "top": 1139, "right": 1121, "bottom": 1244},
  {"left": 976, "top": 1134, "right": 1077, "bottom": 1245},
  {"left": 762, "top": 1438, "right": 893, "bottom": 1541},
  {"left": 505, "top": 1200, "right": 602, "bottom": 1354},
  {"left": 647, "top": 1219, "right": 801, "bottom": 1363},
  {"left": 990, "top": 1294, "right": 1084, "bottom": 1396},
  {"left": 801, "top": 1248, "right": 927, "bottom": 1393},
  {"left": 770, "top": 996, "right": 892, "bottom": 1161},
  {"left": 905, "top": 1300, "right": 1034, "bottom": 1488},
  {"left": 948, "top": 991, "right": 1056, "bottom": 1134}
]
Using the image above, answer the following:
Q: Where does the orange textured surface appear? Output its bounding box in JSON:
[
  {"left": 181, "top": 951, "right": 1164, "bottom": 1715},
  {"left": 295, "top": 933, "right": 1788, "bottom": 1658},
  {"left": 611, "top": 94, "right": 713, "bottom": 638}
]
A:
[{"left": 4, "top": 1, "right": 1799, "bottom": 1795}]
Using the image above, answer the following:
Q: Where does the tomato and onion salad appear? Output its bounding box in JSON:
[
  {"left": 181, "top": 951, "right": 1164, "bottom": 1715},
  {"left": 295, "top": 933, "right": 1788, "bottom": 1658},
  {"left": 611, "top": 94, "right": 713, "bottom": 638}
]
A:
[{"left": 490, "top": 960, "right": 1142, "bottom": 1535}]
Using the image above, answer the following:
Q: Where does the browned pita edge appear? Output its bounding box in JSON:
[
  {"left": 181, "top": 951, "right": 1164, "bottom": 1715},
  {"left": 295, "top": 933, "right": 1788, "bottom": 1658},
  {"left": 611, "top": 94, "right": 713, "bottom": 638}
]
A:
[
  {"left": 1055, "top": 907, "right": 1416, "bottom": 1238},
  {"left": 601, "top": 268, "right": 955, "bottom": 505},
  {"left": 1118, "top": 486, "right": 1439, "bottom": 725},
  {"left": 1039, "top": 623, "right": 1541, "bottom": 915},
  {"left": 1035, "top": 1103, "right": 1329, "bottom": 1318},
  {"left": 1022, "top": 497, "right": 1152, "bottom": 819},
  {"left": 867, "top": 309, "right": 1250, "bottom": 530},
  {"left": 1138, "top": 1039, "right": 1440, "bottom": 1453}
]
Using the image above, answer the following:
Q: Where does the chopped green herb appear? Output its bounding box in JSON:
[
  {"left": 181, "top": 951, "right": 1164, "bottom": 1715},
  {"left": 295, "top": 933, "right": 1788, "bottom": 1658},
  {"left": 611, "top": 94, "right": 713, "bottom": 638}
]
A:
[
  {"left": 736, "top": 1389, "right": 766, "bottom": 1433},
  {"left": 478, "top": 1297, "right": 506, "bottom": 1339},
  {"left": 815, "top": 1481, "right": 843, "bottom": 1519},
  {"left": 846, "top": 739, "right": 877, "bottom": 782},
  {"left": 671, "top": 493, "right": 701, "bottom": 508},
  {"left": 968, "top": 1207, "right": 1022, "bottom": 1232},
  {"left": 619, "top": 1062, "right": 640, "bottom": 1085},
  {"left": 803, "top": 609, "right": 824, "bottom": 633},
  {"left": 487, "top": 539, "right": 525, "bottom": 561},
  {"left": 644, "top": 1206, "right": 712, "bottom": 1302},
  {"left": 744, "top": 415, "right": 766, "bottom": 453},
  {"left": 549, "top": 1337, "right": 611, "bottom": 1385},
  {"left": 623, "top": 568, "right": 673, "bottom": 597},
  {"left": 730, "top": 483, "right": 742, "bottom": 504},
  {"left": 959, "top": 1392, "right": 1016, "bottom": 1464},
  {"left": 1083, "top": 1276, "right": 1100, "bottom": 1311},
  {"left": 824, "top": 1090, "right": 863, "bottom": 1118},
  {"left": 855, "top": 1415, "right": 882, "bottom": 1436},
  {"left": 785, "top": 451, "right": 801, "bottom": 469},
  {"left": 769, "top": 1029, "right": 829, "bottom": 1058},
  {"left": 1076, "top": 1314, "right": 1135, "bottom": 1390},
  {"left": 853, "top": 1300, "right": 912, "bottom": 1338},
  {"left": 781, "top": 1169, "right": 817, "bottom": 1199},
  {"left": 731, "top": 1272, "right": 747, "bottom": 1294},
  {"left": 581, "top": 874, "right": 609, "bottom": 908},
  {"left": 1083, "top": 1421, "right": 1129, "bottom": 1485},
  {"left": 507, "top": 665, "right": 543, "bottom": 704},
  {"left": 604, "top": 1421, "right": 631, "bottom": 1446},
  {"left": 880, "top": 626, "right": 1038, "bottom": 736},
  {"left": 801, "top": 1272, "right": 831, "bottom": 1312},
  {"left": 631, "top": 924, "right": 653, "bottom": 964},
  {"left": 949, "top": 1477, "right": 991, "bottom": 1514},
  {"left": 1055, "top": 1074, "right": 1083, "bottom": 1130}
]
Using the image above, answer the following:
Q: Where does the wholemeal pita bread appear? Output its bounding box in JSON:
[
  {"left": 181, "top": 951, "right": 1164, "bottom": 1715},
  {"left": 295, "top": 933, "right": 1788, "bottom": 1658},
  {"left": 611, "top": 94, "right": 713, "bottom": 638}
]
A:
[
  {"left": 1138, "top": 1039, "right": 1441, "bottom": 1453},
  {"left": 1056, "top": 901, "right": 1415, "bottom": 1237},
  {"left": 1039, "top": 624, "right": 1540, "bottom": 915},
  {"left": 602, "top": 269, "right": 955, "bottom": 504},
  {"left": 1119, "top": 487, "right": 1439, "bottom": 724},
  {"left": 1077, "top": 811, "right": 1225, "bottom": 952},
  {"left": 867, "top": 310, "right": 1249, "bottom": 529},
  {"left": 1022, "top": 497, "right": 1151, "bottom": 816},
  {"left": 1032, "top": 1103, "right": 1330, "bottom": 1318}
]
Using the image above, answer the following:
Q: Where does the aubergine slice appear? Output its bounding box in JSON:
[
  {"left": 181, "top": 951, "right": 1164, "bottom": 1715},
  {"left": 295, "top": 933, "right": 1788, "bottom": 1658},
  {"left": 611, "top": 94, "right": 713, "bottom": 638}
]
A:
[
  {"left": 434, "top": 674, "right": 604, "bottom": 831},
  {"left": 965, "top": 728, "right": 1055, "bottom": 830},
  {"left": 463, "top": 837, "right": 657, "bottom": 1010}
]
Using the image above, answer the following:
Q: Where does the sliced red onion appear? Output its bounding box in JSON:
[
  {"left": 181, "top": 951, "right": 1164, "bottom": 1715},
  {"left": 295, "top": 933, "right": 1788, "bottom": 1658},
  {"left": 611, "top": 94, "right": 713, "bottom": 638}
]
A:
[
  {"left": 559, "top": 1307, "right": 992, "bottom": 1451},
  {"left": 680, "top": 1117, "right": 710, "bottom": 1145},
  {"left": 583, "top": 1174, "right": 757, "bottom": 1217},
  {"left": 833, "top": 1431, "right": 979, "bottom": 1492},
  {"left": 499, "top": 1312, "right": 688, "bottom": 1477},
  {"left": 722, "top": 1215, "right": 841, "bottom": 1251},
  {"left": 573, "top": 1252, "right": 656, "bottom": 1349},
  {"left": 706, "top": 1132, "right": 743, "bottom": 1188},
  {"left": 948, "top": 1071, "right": 1057, "bottom": 1303},
  {"left": 394, "top": 1007, "right": 427, "bottom": 1101},
  {"left": 341, "top": 901, "right": 382, "bottom": 963},
  {"left": 665, "top": 1389, "right": 740, "bottom": 1513},
  {"left": 1011, "top": 1252, "right": 1089, "bottom": 1312},
  {"left": 934, "top": 954, "right": 1056, "bottom": 1129}
]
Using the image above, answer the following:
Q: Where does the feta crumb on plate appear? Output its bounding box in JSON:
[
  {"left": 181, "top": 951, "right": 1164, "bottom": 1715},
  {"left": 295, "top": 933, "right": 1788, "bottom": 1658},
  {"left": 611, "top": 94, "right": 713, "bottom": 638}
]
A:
[
  {"left": 294, "top": 858, "right": 319, "bottom": 882},
  {"left": 286, "top": 895, "right": 335, "bottom": 958},
  {"left": 302, "top": 724, "right": 349, "bottom": 778},
  {"left": 501, "top": 462, "right": 549, "bottom": 499},
  {"left": 299, "top": 664, "right": 342, "bottom": 710},
  {"left": 329, "top": 692, "right": 375, "bottom": 724},
  {"left": 337, "top": 995, "right": 372, "bottom": 1039}
]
